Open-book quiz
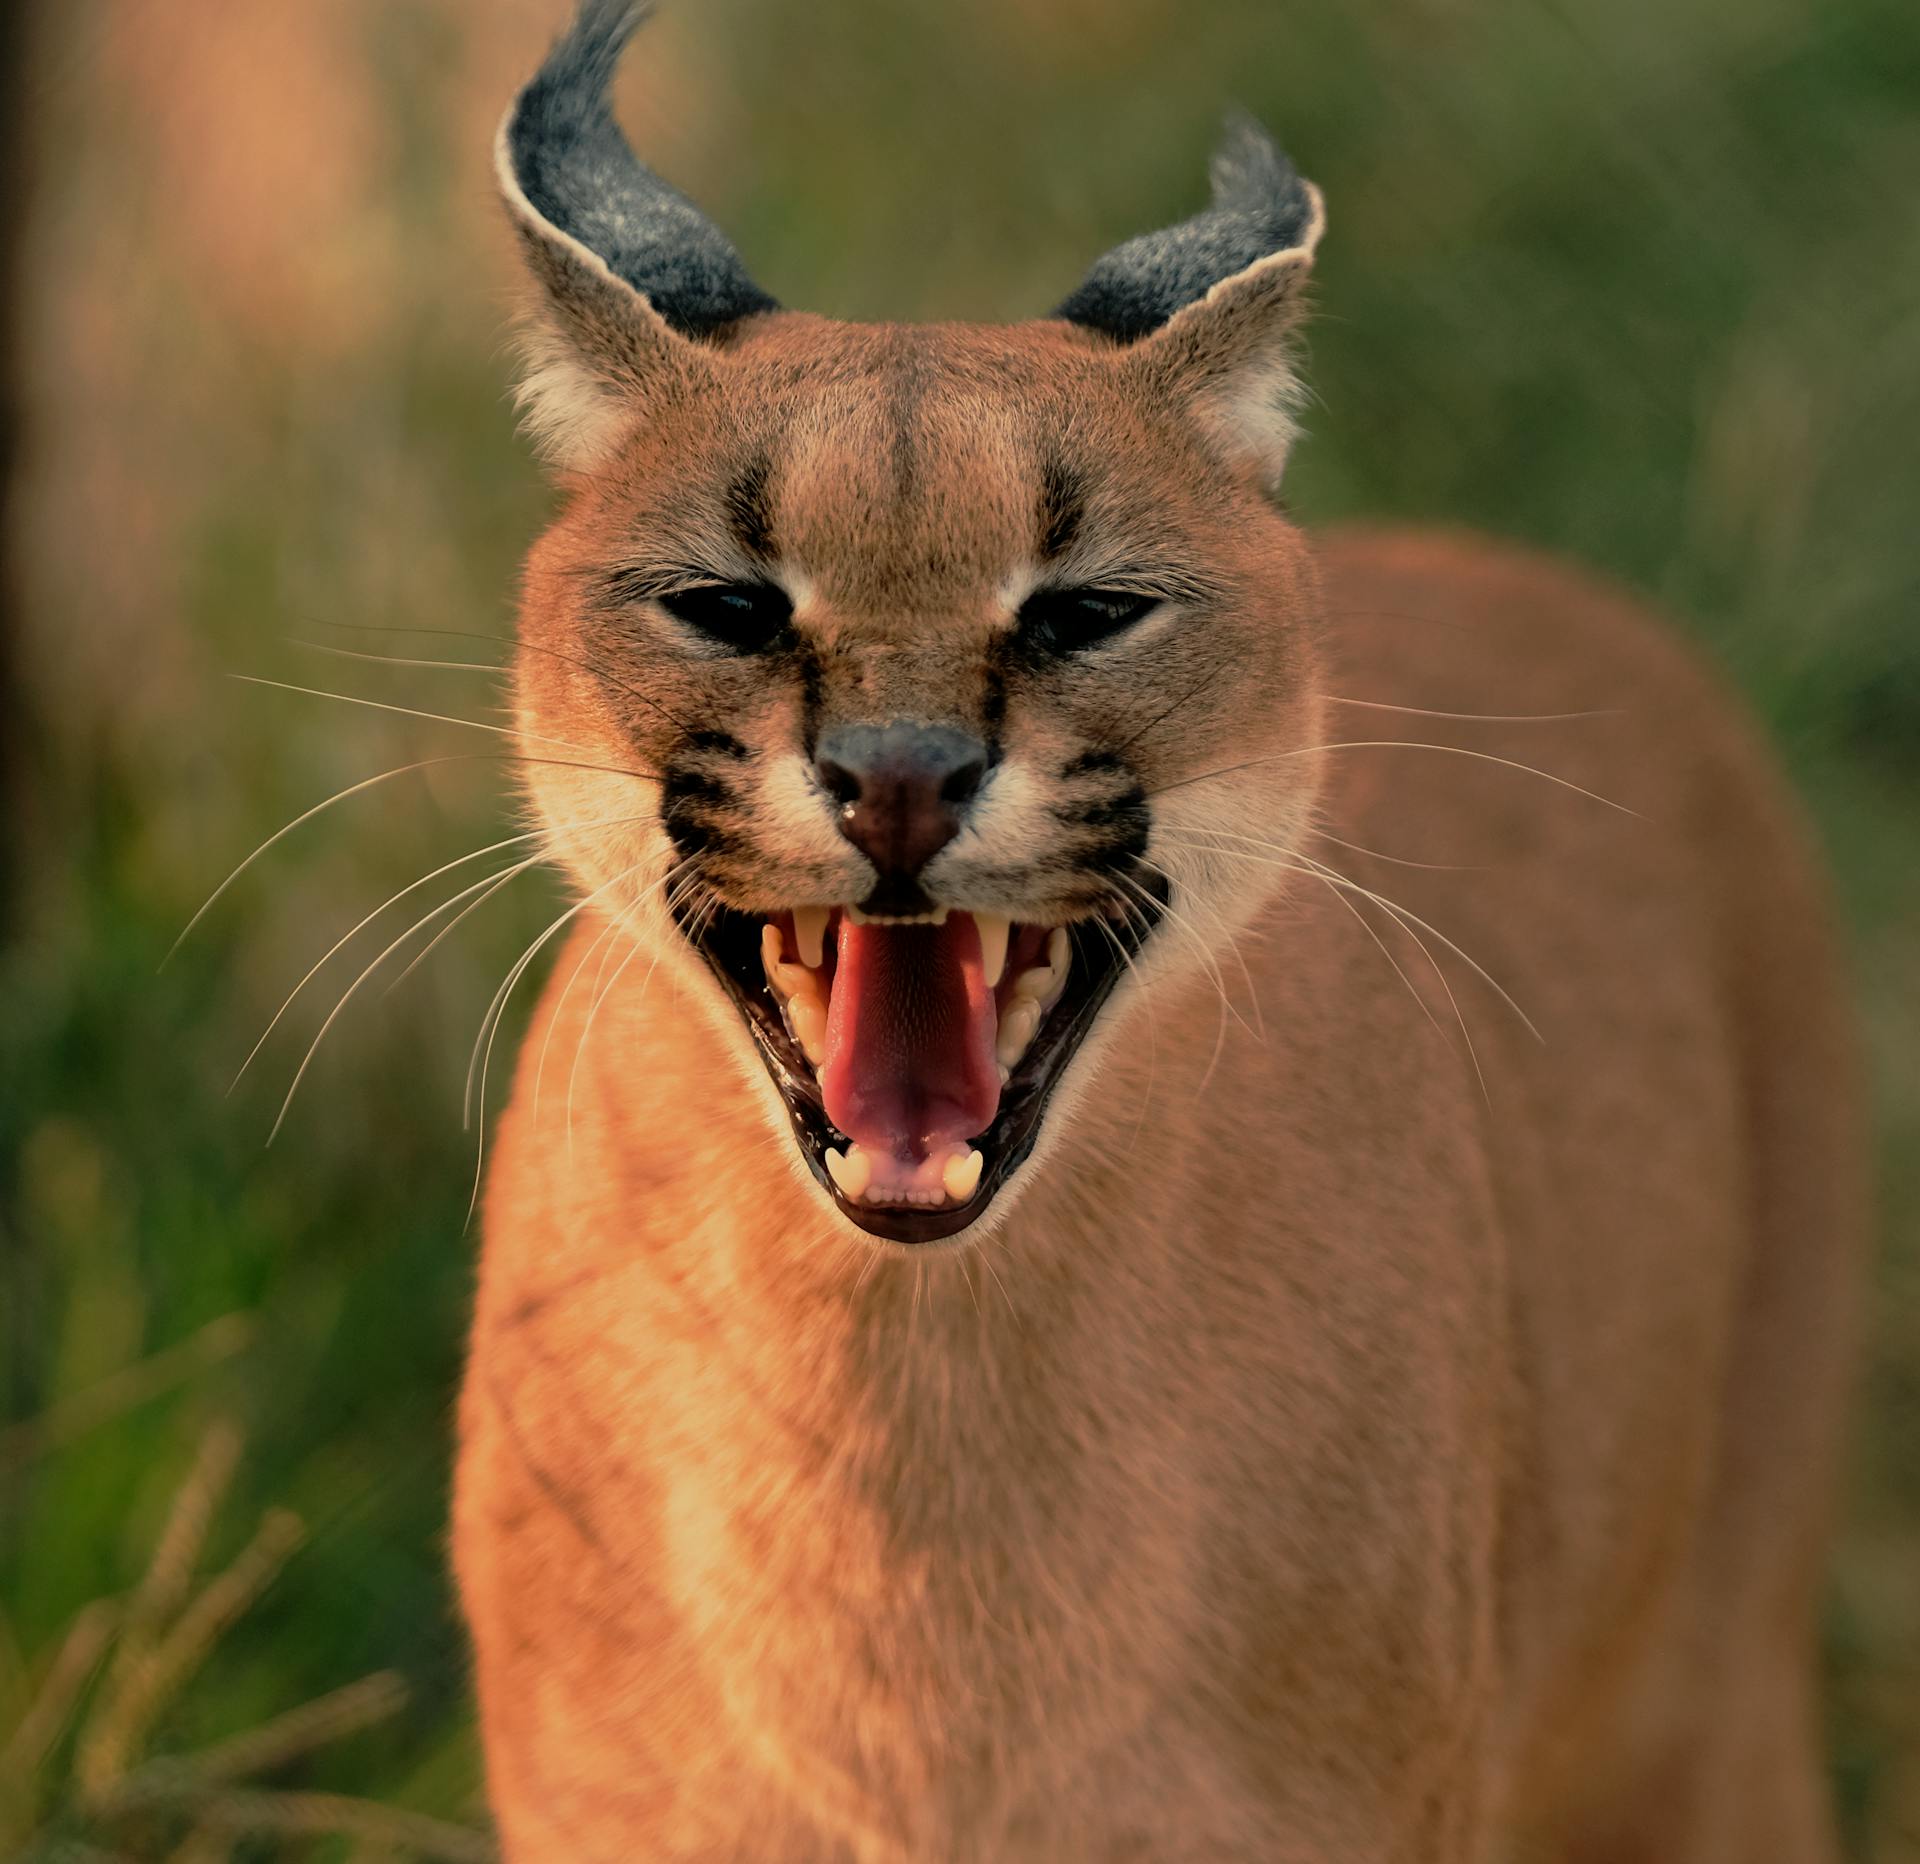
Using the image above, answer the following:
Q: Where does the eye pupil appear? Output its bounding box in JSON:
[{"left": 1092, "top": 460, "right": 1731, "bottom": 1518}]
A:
[
  {"left": 1016, "top": 587, "right": 1160, "bottom": 653},
  {"left": 657, "top": 582, "right": 792, "bottom": 652}
]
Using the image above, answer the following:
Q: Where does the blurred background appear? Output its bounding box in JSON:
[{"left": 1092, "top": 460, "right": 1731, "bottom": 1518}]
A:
[{"left": 0, "top": 0, "right": 1914, "bottom": 1855}]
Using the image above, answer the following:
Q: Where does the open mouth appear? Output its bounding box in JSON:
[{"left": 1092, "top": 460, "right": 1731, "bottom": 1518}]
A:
[{"left": 673, "top": 886, "right": 1164, "bottom": 1244}]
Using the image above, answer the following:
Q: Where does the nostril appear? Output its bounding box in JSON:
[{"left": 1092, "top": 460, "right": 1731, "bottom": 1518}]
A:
[
  {"left": 813, "top": 722, "right": 991, "bottom": 887},
  {"left": 939, "top": 753, "right": 988, "bottom": 808},
  {"left": 816, "top": 758, "right": 862, "bottom": 808}
]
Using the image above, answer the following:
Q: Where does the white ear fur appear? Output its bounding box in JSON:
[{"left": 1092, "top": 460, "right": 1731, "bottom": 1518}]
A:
[
  {"left": 1131, "top": 182, "right": 1325, "bottom": 486},
  {"left": 493, "top": 110, "right": 685, "bottom": 470},
  {"left": 507, "top": 312, "right": 641, "bottom": 471}
]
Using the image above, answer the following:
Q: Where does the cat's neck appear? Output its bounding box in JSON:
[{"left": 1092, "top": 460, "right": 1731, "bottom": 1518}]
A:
[{"left": 531, "top": 930, "right": 1213, "bottom": 1467}]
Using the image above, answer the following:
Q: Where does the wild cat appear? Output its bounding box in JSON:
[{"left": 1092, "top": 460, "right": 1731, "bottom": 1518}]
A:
[{"left": 451, "top": 2, "right": 1866, "bottom": 1857}]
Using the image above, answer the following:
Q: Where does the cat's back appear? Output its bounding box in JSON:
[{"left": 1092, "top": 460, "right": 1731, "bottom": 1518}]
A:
[{"left": 1294, "top": 527, "right": 1863, "bottom": 1840}]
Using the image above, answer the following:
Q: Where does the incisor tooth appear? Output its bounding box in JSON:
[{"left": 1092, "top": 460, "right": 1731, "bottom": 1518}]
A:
[
  {"left": 942, "top": 1148, "right": 984, "bottom": 1202},
  {"left": 793, "top": 905, "right": 830, "bottom": 969},
  {"left": 975, "top": 912, "right": 1011, "bottom": 988},
  {"left": 996, "top": 997, "right": 1041, "bottom": 1070},
  {"left": 825, "top": 1146, "right": 871, "bottom": 1199}
]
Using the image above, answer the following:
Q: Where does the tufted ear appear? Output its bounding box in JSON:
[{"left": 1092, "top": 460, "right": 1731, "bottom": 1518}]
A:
[
  {"left": 495, "top": 1, "right": 778, "bottom": 468},
  {"left": 1058, "top": 115, "right": 1325, "bottom": 484}
]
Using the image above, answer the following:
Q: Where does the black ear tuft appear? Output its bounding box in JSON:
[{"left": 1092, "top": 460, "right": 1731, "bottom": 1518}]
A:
[
  {"left": 501, "top": 0, "right": 777, "bottom": 339},
  {"left": 1055, "top": 113, "right": 1321, "bottom": 343}
]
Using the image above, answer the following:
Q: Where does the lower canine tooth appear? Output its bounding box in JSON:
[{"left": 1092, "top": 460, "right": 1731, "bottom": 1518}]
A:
[
  {"left": 787, "top": 994, "right": 827, "bottom": 1064},
  {"left": 975, "top": 912, "right": 1011, "bottom": 988},
  {"left": 793, "top": 905, "right": 830, "bottom": 969},
  {"left": 996, "top": 997, "right": 1041, "bottom": 1070},
  {"left": 1012, "top": 926, "right": 1072, "bottom": 1007},
  {"left": 825, "top": 1146, "right": 872, "bottom": 1200},
  {"left": 942, "top": 1148, "right": 984, "bottom": 1202}
]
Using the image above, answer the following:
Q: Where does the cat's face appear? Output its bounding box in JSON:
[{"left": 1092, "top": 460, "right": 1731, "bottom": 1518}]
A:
[{"left": 499, "top": 2, "right": 1327, "bottom": 1243}]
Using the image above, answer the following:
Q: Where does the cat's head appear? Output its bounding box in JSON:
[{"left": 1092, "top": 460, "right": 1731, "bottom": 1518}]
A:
[{"left": 500, "top": 1, "right": 1328, "bottom": 1245}]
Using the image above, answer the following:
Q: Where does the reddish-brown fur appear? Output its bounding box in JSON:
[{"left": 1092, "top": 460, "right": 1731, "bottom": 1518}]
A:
[{"left": 455, "top": 184, "right": 1864, "bottom": 1854}]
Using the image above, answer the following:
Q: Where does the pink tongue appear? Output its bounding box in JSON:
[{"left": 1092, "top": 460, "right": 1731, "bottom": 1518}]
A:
[{"left": 820, "top": 916, "right": 1001, "bottom": 1164}]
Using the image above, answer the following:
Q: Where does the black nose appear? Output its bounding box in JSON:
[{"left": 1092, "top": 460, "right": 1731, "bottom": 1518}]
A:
[{"left": 815, "top": 721, "right": 989, "bottom": 900}]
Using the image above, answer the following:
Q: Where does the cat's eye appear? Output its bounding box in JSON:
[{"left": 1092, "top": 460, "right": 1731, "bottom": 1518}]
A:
[
  {"left": 1016, "top": 587, "right": 1162, "bottom": 654},
  {"left": 656, "top": 581, "right": 793, "bottom": 653}
]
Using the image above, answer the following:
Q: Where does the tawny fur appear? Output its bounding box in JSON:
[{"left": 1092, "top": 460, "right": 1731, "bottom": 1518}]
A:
[{"left": 455, "top": 313, "right": 1865, "bottom": 1860}]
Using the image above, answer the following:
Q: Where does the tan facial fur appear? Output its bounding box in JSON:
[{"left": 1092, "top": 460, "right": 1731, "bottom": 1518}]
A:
[{"left": 455, "top": 7, "right": 1866, "bottom": 1859}]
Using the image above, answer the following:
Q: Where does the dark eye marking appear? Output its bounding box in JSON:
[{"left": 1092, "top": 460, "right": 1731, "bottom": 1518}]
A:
[
  {"left": 684, "top": 729, "right": 749, "bottom": 760},
  {"left": 656, "top": 581, "right": 793, "bottom": 654},
  {"left": 1037, "top": 461, "right": 1087, "bottom": 563},
  {"left": 724, "top": 456, "right": 776, "bottom": 561},
  {"left": 1016, "top": 587, "right": 1162, "bottom": 655}
]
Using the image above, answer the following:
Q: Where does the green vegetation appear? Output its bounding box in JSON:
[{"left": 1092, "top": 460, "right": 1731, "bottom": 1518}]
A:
[{"left": 3, "top": 0, "right": 1915, "bottom": 1854}]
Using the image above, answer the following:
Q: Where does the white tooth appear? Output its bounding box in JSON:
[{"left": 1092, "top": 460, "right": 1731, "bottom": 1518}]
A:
[
  {"left": 996, "top": 997, "right": 1041, "bottom": 1070},
  {"left": 997, "top": 1062, "right": 1012, "bottom": 1087},
  {"left": 942, "top": 1148, "right": 984, "bottom": 1202},
  {"left": 825, "top": 1145, "right": 872, "bottom": 1200},
  {"left": 761, "top": 922, "right": 784, "bottom": 980},
  {"left": 793, "top": 905, "right": 830, "bottom": 970},
  {"left": 975, "top": 913, "right": 1011, "bottom": 988},
  {"left": 931, "top": 905, "right": 951, "bottom": 925},
  {"left": 787, "top": 993, "right": 827, "bottom": 1064},
  {"left": 1011, "top": 925, "right": 1073, "bottom": 1008},
  {"left": 845, "top": 902, "right": 870, "bottom": 926}
]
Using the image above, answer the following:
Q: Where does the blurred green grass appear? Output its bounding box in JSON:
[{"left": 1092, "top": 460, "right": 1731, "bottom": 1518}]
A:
[{"left": 1, "top": 0, "right": 1916, "bottom": 1854}]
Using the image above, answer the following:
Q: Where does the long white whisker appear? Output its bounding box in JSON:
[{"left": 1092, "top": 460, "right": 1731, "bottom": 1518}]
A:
[
  {"left": 228, "top": 673, "right": 604, "bottom": 758},
  {"left": 267, "top": 852, "right": 548, "bottom": 1145},
  {"left": 1163, "top": 831, "right": 1487, "bottom": 1097},
  {"left": 295, "top": 641, "right": 511, "bottom": 677},
  {"left": 1084, "top": 914, "right": 1159, "bottom": 1151},
  {"left": 1134, "top": 851, "right": 1266, "bottom": 1046},
  {"left": 234, "top": 825, "right": 553, "bottom": 1091},
  {"left": 1154, "top": 740, "right": 1637, "bottom": 816},
  {"left": 566, "top": 858, "right": 704, "bottom": 1155},
  {"left": 1165, "top": 825, "right": 1543, "bottom": 1052},
  {"left": 166, "top": 750, "right": 658, "bottom": 966},
  {"left": 1112, "top": 866, "right": 1251, "bottom": 1048},
  {"left": 465, "top": 860, "right": 650, "bottom": 1225},
  {"left": 1322, "top": 695, "right": 1621, "bottom": 724},
  {"left": 464, "top": 863, "right": 640, "bottom": 1131},
  {"left": 535, "top": 912, "right": 622, "bottom": 1121},
  {"left": 1307, "top": 827, "right": 1474, "bottom": 872},
  {"left": 306, "top": 618, "right": 706, "bottom": 738},
  {"left": 1292, "top": 850, "right": 1543, "bottom": 1047}
]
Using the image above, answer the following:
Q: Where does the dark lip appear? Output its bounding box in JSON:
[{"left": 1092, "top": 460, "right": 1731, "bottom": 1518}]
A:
[{"left": 670, "top": 877, "right": 1167, "bottom": 1244}]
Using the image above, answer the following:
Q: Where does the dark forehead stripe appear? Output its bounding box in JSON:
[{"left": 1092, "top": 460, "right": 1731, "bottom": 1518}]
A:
[
  {"left": 1037, "top": 461, "right": 1086, "bottom": 563},
  {"left": 724, "top": 456, "right": 776, "bottom": 561}
]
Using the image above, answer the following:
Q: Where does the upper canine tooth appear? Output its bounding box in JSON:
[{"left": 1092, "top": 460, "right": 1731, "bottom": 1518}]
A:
[
  {"left": 793, "top": 905, "right": 830, "bottom": 969},
  {"left": 975, "top": 913, "right": 1011, "bottom": 989}
]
